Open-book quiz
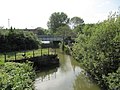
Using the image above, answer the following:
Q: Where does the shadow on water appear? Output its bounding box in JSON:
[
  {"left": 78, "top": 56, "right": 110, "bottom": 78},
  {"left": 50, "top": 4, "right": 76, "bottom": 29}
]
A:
[{"left": 34, "top": 49, "right": 100, "bottom": 90}]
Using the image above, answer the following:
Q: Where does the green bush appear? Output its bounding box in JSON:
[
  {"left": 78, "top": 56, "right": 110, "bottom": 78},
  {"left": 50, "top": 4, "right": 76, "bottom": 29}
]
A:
[
  {"left": 103, "top": 67, "right": 120, "bottom": 90},
  {"left": 0, "top": 62, "right": 35, "bottom": 90},
  {"left": 0, "top": 29, "right": 40, "bottom": 52},
  {"left": 72, "top": 13, "right": 120, "bottom": 89},
  {"left": 64, "top": 45, "right": 71, "bottom": 55}
]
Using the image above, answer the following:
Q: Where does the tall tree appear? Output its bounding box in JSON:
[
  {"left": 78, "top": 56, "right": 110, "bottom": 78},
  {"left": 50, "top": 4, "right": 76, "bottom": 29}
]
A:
[
  {"left": 70, "top": 16, "right": 84, "bottom": 29},
  {"left": 47, "top": 12, "right": 69, "bottom": 33},
  {"left": 35, "top": 27, "right": 45, "bottom": 35},
  {"left": 55, "top": 25, "right": 71, "bottom": 36}
]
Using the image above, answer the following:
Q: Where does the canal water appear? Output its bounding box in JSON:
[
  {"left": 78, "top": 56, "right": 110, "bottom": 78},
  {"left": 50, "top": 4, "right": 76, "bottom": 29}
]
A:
[{"left": 34, "top": 50, "right": 100, "bottom": 90}]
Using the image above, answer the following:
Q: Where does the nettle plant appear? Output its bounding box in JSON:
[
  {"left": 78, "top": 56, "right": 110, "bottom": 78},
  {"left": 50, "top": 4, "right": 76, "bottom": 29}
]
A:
[{"left": 0, "top": 62, "right": 35, "bottom": 90}]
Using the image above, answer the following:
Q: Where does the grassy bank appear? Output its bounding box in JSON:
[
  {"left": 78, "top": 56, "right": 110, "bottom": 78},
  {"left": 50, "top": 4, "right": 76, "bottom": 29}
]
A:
[{"left": 0, "top": 49, "right": 49, "bottom": 62}]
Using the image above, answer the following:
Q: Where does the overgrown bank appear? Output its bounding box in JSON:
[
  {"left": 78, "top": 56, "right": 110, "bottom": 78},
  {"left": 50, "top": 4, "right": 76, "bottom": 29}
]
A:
[
  {"left": 0, "top": 29, "right": 39, "bottom": 90},
  {"left": 0, "top": 62, "right": 35, "bottom": 90},
  {"left": 72, "top": 13, "right": 120, "bottom": 89}
]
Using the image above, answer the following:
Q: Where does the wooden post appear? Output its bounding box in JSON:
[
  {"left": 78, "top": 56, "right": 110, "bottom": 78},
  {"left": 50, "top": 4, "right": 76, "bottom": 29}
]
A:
[
  {"left": 48, "top": 47, "right": 49, "bottom": 55},
  {"left": 55, "top": 48, "right": 56, "bottom": 54},
  {"left": 41, "top": 48, "right": 42, "bottom": 56},
  {"left": 55, "top": 71, "right": 56, "bottom": 78},
  {"left": 23, "top": 51, "right": 26, "bottom": 59},
  {"left": 48, "top": 71, "right": 50, "bottom": 80},
  {"left": 15, "top": 52, "right": 16, "bottom": 60},
  {"left": 4, "top": 53, "right": 6, "bottom": 62},
  {"left": 33, "top": 50, "right": 35, "bottom": 57},
  {"left": 62, "top": 36, "right": 65, "bottom": 51}
]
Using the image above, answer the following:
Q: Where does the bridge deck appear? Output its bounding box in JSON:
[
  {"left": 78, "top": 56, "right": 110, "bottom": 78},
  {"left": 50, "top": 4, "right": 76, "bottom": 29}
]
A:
[{"left": 38, "top": 35, "right": 63, "bottom": 41}]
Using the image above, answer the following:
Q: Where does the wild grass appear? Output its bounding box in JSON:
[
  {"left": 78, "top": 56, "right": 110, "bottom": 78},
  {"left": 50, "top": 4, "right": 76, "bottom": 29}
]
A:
[{"left": 0, "top": 48, "right": 51, "bottom": 62}]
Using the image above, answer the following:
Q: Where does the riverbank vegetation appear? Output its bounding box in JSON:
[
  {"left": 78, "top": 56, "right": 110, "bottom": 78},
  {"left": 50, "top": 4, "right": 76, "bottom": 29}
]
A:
[
  {"left": 0, "top": 62, "right": 35, "bottom": 90},
  {"left": 0, "top": 29, "right": 40, "bottom": 90},
  {"left": 0, "top": 28, "right": 40, "bottom": 52},
  {"left": 47, "top": 12, "right": 119, "bottom": 89},
  {"left": 0, "top": 49, "right": 48, "bottom": 62},
  {"left": 47, "top": 12, "right": 120, "bottom": 89},
  {"left": 73, "top": 72, "right": 101, "bottom": 90},
  {"left": 72, "top": 12, "right": 120, "bottom": 89},
  {"left": 0, "top": 11, "right": 120, "bottom": 89}
]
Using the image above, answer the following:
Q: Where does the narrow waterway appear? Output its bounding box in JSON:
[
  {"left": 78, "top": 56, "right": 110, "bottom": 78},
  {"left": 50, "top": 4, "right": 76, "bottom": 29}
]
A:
[{"left": 34, "top": 50, "right": 100, "bottom": 90}]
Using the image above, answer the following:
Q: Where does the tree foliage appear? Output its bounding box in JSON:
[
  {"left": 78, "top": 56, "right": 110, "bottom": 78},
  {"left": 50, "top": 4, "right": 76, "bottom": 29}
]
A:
[
  {"left": 0, "top": 29, "right": 40, "bottom": 52},
  {"left": 47, "top": 12, "right": 69, "bottom": 33},
  {"left": 72, "top": 12, "right": 120, "bottom": 89},
  {"left": 55, "top": 25, "right": 74, "bottom": 36},
  {"left": 35, "top": 27, "right": 45, "bottom": 35},
  {"left": 70, "top": 16, "right": 84, "bottom": 29}
]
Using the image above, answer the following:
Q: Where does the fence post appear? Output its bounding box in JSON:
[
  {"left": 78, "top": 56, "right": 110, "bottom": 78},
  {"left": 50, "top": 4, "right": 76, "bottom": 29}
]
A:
[
  {"left": 15, "top": 52, "right": 16, "bottom": 60},
  {"left": 33, "top": 50, "right": 35, "bottom": 57},
  {"left": 48, "top": 47, "right": 49, "bottom": 55},
  {"left": 24, "top": 51, "right": 26, "bottom": 59},
  {"left": 41, "top": 48, "right": 42, "bottom": 56},
  {"left": 55, "top": 48, "right": 56, "bottom": 54},
  {"left": 4, "top": 53, "right": 6, "bottom": 62}
]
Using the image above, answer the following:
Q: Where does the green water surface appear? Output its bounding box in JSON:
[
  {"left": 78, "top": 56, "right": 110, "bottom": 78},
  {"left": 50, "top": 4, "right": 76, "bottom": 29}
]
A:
[{"left": 35, "top": 50, "right": 100, "bottom": 90}]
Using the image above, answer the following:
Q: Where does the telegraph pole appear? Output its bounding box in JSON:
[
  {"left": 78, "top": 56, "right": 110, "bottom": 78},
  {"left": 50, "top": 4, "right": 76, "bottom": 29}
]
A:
[{"left": 8, "top": 19, "right": 10, "bottom": 29}]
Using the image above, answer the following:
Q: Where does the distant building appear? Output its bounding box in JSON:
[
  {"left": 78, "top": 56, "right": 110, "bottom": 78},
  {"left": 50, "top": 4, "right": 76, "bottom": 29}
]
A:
[
  {"left": 24, "top": 27, "right": 45, "bottom": 35},
  {"left": 24, "top": 28, "right": 38, "bottom": 34}
]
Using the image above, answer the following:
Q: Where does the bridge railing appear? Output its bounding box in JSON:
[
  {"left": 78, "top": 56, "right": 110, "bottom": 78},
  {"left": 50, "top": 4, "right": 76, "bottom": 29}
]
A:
[{"left": 38, "top": 35, "right": 64, "bottom": 41}]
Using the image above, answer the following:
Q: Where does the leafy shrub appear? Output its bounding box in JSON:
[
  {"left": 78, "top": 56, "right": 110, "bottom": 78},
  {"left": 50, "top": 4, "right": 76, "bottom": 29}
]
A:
[
  {"left": 103, "top": 67, "right": 120, "bottom": 90},
  {"left": 72, "top": 12, "right": 120, "bottom": 89},
  {"left": 64, "top": 45, "right": 71, "bottom": 55},
  {"left": 0, "top": 62, "right": 35, "bottom": 90},
  {"left": 0, "top": 29, "right": 40, "bottom": 52}
]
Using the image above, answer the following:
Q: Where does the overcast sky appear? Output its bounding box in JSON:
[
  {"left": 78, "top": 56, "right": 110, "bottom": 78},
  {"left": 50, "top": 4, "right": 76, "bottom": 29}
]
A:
[{"left": 0, "top": 0, "right": 120, "bottom": 29}]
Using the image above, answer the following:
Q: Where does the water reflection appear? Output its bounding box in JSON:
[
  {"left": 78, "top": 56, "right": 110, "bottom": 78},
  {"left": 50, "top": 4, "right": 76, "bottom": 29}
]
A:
[
  {"left": 74, "top": 72, "right": 100, "bottom": 90},
  {"left": 35, "top": 67, "right": 58, "bottom": 83},
  {"left": 34, "top": 50, "right": 100, "bottom": 90}
]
